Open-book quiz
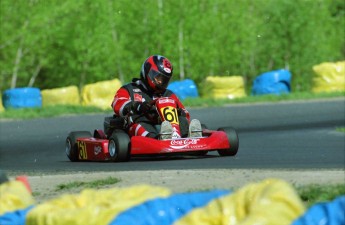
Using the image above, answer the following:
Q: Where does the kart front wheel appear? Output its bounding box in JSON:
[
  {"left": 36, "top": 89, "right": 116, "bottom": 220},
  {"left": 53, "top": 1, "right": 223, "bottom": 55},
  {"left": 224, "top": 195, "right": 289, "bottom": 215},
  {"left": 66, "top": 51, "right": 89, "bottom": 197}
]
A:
[
  {"left": 217, "top": 127, "right": 239, "bottom": 156},
  {"left": 66, "top": 131, "right": 92, "bottom": 162},
  {"left": 108, "top": 129, "right": 130, "bottom": 162}
]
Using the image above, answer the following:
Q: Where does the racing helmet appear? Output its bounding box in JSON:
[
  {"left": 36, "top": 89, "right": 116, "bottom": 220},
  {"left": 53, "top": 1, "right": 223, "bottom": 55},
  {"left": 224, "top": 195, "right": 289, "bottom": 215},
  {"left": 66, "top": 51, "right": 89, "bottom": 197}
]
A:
[{"left": 140, "top": 55, "right": 173, "bottom": 93}]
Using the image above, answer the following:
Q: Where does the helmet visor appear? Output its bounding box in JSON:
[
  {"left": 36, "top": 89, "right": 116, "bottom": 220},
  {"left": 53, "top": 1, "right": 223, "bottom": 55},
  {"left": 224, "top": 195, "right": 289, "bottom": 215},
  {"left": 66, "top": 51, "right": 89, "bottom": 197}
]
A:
[{"left": 148, "top": 69, "right": 171, "bottom": 90}]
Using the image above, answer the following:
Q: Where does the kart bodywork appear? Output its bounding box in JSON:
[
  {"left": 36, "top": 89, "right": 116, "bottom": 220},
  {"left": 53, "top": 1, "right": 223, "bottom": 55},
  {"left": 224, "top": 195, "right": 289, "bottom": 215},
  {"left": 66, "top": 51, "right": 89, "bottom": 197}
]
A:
[
  {"left": 65, "top": 126, "right": 238, "bottom": 162},
  {"left": 65, "top": 97, "right": 239, "bottom": 162}
]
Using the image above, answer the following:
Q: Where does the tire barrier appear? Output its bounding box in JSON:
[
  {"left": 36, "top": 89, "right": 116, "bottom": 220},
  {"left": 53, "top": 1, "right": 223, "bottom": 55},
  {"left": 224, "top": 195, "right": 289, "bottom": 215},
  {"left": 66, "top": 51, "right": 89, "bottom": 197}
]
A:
[
  {"left": 2, "top": 87, "right": 42, "bottom": 109},
  {"left": 252, "top": 69, "right": 291, "bottom": 95},
  {"left": 312, "top": 61, "right": 345, "bottom": 93},
  {"left": 201, "top": 76, "right": 247, "bottom": 99},
  {"left": 291, "top": 196, "right": 345, "bottom": 225},
  {"left": 0, "top": 179, "right": 34, "bottom": 216},
  {"left": 3, "top": 178, "right": 343, "bottom": 225},
  {"left": 82, "top": 79, "right": 122, "bottom": 110},
  {"left": 41, "top": 86, "right": 80, "bottom": 106},
  {"left": 167, "top": 79, "right": 199, "bottom": 100}
]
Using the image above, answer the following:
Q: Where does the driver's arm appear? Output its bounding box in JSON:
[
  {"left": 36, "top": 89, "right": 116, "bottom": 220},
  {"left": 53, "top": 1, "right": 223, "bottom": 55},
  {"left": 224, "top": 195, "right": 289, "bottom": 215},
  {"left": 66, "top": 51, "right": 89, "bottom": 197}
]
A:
[{"left": 111, "top": 87, "right": 132, "bottom": 117}]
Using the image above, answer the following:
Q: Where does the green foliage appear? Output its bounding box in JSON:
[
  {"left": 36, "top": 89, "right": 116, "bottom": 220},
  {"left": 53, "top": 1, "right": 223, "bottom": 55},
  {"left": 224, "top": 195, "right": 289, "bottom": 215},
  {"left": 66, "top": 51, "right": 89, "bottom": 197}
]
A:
[{"left": 1, "top": 0, "right": 344, "bottom": 92}]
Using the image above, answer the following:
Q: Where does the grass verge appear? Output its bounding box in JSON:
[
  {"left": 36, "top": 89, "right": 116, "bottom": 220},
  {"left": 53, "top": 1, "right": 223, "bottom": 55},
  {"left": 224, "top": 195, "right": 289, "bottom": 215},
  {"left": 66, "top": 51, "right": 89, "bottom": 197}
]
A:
[
  {"left": 336, "top": 127, "right": 345, "bottom": 133},
  {"left": 0, "top": 91, "right": 344, "bottom": 120},
  {"left": 50, "top": 177, "right": 344, "bottom": 209},
  {"left": 296, "top": 183, "right": 345, "bottom": 208},
  {"left": 55, "top": 176, "right": 121, "bottom": 191},
  {"left": 183, "top": 91, "right": 344, "bottom": 107},
  {"left": 0, "top": 105, "right": 108, "bottom": 120}
]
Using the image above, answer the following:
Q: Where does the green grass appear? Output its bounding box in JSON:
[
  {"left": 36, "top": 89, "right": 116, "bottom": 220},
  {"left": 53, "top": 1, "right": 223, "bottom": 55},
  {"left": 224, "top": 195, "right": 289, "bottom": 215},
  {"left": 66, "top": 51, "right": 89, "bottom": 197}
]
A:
[
  {"left": 183, "top": 91, "right": 345, "bottom": 107},
  {"left": 0, "top": 91, "right": 344, "bottom": 120},
  {"left": 55, "top": 176, "right": 121, "bottom": 191},
  {"left": 296, "top": 184, "right": 345, "bottom": 208},
  {"left": 36, "top": 177, "right": 344, "bottom": 209},
  {"left": 336, "top": 127, "right": 345, "bottom": 133},
  {"left": 0, "top": 105, "right": 110, "bottom": 120},
  {"left": 187, "top": 184, "right": 345, "bottom": 208}
]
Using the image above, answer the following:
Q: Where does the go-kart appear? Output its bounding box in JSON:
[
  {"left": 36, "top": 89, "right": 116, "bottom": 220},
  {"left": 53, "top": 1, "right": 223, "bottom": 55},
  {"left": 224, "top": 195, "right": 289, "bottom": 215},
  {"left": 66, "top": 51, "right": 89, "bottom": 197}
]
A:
[{"left": 65, "top": 97, "right": 239, "bottom": 162}]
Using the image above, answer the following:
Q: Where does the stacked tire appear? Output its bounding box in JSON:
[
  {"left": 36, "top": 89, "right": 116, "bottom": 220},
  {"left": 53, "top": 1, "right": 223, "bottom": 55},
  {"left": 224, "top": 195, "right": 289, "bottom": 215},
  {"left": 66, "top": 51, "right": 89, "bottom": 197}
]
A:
[{"left": 2, "top": 87, "right": 42, "bottom": 109}]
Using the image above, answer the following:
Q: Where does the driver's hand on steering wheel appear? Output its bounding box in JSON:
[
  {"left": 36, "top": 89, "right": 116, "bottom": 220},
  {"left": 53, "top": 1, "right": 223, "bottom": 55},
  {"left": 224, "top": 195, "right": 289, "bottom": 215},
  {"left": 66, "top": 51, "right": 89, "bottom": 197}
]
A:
[{"left": 131, "top": 101, "right": 151, "bottom": 114}]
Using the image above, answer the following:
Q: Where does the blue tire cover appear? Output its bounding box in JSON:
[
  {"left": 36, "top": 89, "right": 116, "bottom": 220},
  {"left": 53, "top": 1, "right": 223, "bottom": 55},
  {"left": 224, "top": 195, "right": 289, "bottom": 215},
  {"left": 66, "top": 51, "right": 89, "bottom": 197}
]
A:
[
  {"left": 168, "top": 79, "right": 199, "bottom": 100},
  {"left": 2, "top": 87, "right": 42, "bottom": 109},
  {"left": 291, "top": 195, "right": 345, "bottom": 225},
  {"left": 252, "top": 69, "right": 291, "bottom": 95}
]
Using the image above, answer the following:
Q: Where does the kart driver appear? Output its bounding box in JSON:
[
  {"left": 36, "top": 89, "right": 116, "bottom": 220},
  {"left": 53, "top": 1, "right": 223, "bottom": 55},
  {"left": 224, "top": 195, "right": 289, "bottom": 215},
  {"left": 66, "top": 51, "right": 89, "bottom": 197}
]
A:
[{"left": 111, "top": 55, "right": 202, "bottom": 140}]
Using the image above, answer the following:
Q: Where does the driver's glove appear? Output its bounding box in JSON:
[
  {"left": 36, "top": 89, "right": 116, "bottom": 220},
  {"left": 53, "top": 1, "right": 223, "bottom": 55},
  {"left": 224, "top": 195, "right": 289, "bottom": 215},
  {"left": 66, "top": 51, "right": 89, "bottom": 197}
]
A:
[
  {"left": 177, "top": 108, "right": 186, "bottom": 117},
  {"left": 131, "top": 101, "right": 151, "bottom": 114}
]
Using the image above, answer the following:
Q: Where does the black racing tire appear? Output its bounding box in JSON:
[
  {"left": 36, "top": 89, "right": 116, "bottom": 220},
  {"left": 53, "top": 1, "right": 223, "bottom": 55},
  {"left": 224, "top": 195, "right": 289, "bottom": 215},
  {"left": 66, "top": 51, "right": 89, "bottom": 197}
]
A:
[
  {"left": 66, "top": 131, "right": 92, "bottom": 162},
  {"left": 217, "top": 127, "right": 239, "bottom": 156},
  {"left": 108, "top": 129, "right": 131, "bottom": 162}
]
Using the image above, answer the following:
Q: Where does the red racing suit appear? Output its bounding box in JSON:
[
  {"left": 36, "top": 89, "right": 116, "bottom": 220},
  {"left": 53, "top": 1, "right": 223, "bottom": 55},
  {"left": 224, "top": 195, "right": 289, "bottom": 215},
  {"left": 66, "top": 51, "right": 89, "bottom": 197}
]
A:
[{"left": 111, "top": 79, "right": 190, "bottom": 138}]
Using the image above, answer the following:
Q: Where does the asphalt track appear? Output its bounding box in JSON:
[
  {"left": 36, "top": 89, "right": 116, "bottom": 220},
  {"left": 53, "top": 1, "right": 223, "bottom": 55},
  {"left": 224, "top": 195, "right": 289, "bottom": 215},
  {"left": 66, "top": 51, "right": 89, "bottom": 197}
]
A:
[{"left": 0, "top": 98, "right": 344, "bottom": 174}]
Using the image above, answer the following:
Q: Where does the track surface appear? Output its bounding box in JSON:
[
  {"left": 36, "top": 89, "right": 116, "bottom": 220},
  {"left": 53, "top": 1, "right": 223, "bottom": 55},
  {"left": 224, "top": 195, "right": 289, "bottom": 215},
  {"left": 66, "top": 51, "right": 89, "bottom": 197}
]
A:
[{"left": 0, "top": 98, "right": 344, "bottom": 174}]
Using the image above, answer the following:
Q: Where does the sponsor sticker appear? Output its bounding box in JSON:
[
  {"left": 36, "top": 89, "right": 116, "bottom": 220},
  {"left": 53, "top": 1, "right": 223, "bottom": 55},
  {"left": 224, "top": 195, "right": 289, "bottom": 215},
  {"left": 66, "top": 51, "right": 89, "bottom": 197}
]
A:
[
  {"left": 134, "top": 93, "right": 142, "bottom": 102},
  {"left": 162, "top": 58, "right": 172, "bottom": 73},
  {"left": 172, "top": 128, "right": 181, "bottom": 139},
  {"left": 158, "top": 98, "right": 175, "bottom": 104},
  {"left": 94, "top": 145, "right": 102, "bottom": 155},
  {"left": 169, "top": 138, "right": 206, "bottom": 149}
]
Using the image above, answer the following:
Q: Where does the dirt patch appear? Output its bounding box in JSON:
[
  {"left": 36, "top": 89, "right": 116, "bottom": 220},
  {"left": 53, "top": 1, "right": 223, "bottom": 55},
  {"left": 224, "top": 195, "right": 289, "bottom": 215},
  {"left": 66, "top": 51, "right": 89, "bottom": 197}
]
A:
[{"left": 15, "top": 169, "right": 345, "bottom": 203}]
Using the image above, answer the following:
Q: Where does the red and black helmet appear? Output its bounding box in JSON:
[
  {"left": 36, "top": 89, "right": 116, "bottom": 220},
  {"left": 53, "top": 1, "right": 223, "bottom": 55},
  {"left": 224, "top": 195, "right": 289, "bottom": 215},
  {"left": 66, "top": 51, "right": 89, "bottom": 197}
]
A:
[{"left": 140, "top": 55, "right": 173, "bottom": 93}]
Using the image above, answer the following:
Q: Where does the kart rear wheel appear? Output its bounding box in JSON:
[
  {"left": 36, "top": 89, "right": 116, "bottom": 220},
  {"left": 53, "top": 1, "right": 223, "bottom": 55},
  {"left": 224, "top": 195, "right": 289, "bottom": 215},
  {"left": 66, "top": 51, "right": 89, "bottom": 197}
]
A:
[
  {"left": 217, "top": 127, "right": 239, "bottom": 156},
  {"left": 108, "top": 129, "right": 130, "bottom": 162},
  {"left": 66, "top": 131, "right": 92, "bottom": 162}
]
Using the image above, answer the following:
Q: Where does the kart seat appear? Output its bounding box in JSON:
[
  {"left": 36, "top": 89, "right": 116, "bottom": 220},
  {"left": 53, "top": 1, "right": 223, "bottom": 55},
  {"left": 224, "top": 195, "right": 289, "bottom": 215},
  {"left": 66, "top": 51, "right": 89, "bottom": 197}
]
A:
[
  {"left": 93, "top": 129, "right": 107, "bottom": 139},
  {"left": 104, "top": 115, "right": 125, "bottom": 137}
]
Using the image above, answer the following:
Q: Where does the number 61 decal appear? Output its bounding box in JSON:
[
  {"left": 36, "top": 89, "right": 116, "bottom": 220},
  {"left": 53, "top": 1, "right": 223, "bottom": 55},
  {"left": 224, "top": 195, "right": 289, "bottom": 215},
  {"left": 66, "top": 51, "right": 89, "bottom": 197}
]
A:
[
  {"left": 160, "top": 106, "right": 179, "bottom": 125},
  {"left": 78, "top": 141, "right": 88, "bottom": 159}
]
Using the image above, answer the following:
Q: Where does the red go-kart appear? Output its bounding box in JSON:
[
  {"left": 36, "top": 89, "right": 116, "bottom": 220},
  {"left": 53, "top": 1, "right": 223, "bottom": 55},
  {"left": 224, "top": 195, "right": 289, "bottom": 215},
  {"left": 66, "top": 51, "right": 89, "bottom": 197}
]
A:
[{"left": 65, "top": 97, "right": 239, "bottom": 162}]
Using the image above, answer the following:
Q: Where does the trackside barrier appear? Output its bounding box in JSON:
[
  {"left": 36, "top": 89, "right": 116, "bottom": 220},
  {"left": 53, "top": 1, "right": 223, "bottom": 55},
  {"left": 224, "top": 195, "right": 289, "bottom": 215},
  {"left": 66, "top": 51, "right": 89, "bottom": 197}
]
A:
[
  {"left": 41, "top": 86, "right": 80, "bottom": 106},
  {"left": 27, "top": 185, "right": 171, "bottom": 225},
  {"left": 291, "top": 196, "right": 345, "bottom": 225},
  {"left": 175, "top": 179, "right": 304, "bottom": 225},
  {"left": 0, "top": 180, "right": 34, "bottom": 216},
  {"left": 2, "top": 87, "right": 42, "bottom": 109},
  {"left": 252, "top": 69, "right": 291, "bottom": 95},
  {"left": 82, "top": 79, "right": 122, "bottom": 110},
  {"left": 312, "top": 61, "right": 345, "bottom": 93},
  {"left": 202, "top": 76, "right": 247, "bottom": 99},
  {"left": 4, "top": 179, "right": 344, "bottom": 225},
  {"left": 167, "top": 79, "right": 199, "bottom": 100}
]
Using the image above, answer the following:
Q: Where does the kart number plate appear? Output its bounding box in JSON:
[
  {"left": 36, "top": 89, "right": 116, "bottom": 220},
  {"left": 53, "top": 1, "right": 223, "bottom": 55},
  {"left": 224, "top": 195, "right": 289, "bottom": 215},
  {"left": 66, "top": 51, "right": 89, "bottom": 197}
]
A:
[
  {"left": 78, "top": 141, "right": 88, "bottom": 160},
  {"left": 160, "top": 106, "right": 179, "bottom": 125}
]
